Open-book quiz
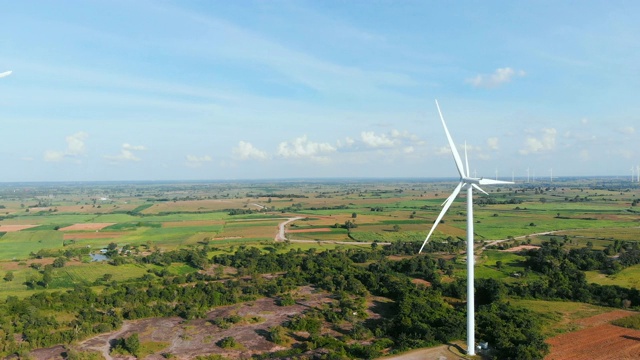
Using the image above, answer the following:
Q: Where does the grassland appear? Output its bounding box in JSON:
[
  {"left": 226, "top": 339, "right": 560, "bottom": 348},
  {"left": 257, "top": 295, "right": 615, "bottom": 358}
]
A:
[
  {"left": 585, "top": 264, "right": 640, "bottom": 288},
  {"left": 508, "top": 299, "right": 613, "bottom": 336}
]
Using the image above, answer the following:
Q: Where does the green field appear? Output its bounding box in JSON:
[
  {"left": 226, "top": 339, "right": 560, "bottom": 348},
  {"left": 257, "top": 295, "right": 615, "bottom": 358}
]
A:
[
  {"left": 585, "top": 264, "right": 640, "bottom": 288},
  {"left": 508, "top": 299, "right": 613, "bottom": 336},
  {"left": 0, "top": 230, "right": 64, "bottom": 259}
]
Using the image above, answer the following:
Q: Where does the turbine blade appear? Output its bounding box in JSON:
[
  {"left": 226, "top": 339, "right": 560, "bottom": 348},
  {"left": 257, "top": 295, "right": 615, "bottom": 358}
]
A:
[
  {"left": 464, "top": 142, "right": 470, "bottom": 177},
  {"left": 472, "top": 183, "right": 488, "bottom": 195},
  {"left": 435, "top": 100, "right": 466, "bottom": 178},
  {"left": 419, "top": 182, "right": 463, "bottom": 253},
  {"left": 440, "top": 185, "right": 461, "bottom": 206},
  {"left": 478, "top": 178, "right": 514, "bottom": 185}
]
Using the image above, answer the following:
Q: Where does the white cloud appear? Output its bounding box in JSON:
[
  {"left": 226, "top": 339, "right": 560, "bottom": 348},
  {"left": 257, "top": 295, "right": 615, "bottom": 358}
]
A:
[
  {"left": 104, "top": 143, "right": 146, "bottom": 162},
  {"left": 436, "top": 146, "right": 452, "bottom": 156},
  {"left": 618, "top": 126, "right": 635, "bottom": 135},
  {"left": 0, "top": 70, "right": 12, "bottom": 78},
  {"left": 233, "top": 141, "right": 268, "bottom": 160},
  {"left": 185, "top": 154, "right": 213, "bottom": 167},
  {"left": 519, "top": 128, "right": 557, "bottom": 155},
  {"left": 337, "top": 137, "right": 355, "bottom": 148},
  {"left": 43, "top": 131, "right": 88, "bottom": 162},
  {"left": 123, "top": 143, "right": 147, "bottom": 151},
  {"left": 579, "top": 149, "right": 590, "bottom": 161},
  {"left": 403, "top": 146, "right": 414, "bottom": 154},
  {"left": 361, "top": 131, "right": 396, "bottom": 148},
  {"left": 44, "top": 150, "right": 65, "bottom": 162},
  {"left": 277, "top": 135, "right": 336, "bottom": 161},
  {"left": 466, "top": 67, "right": 525, "bottom": 88},
  {"left": 486, "top": 137, "right": 499, "bottom": 150}
]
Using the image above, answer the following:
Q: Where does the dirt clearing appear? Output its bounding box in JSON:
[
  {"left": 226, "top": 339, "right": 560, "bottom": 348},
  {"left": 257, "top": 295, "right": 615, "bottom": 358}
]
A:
[
  {"left": 547, "top": 310, "right": 640, "bottom": 360},
  {"left": 73, "top": 286, "right": 332, "bottom": 359}
]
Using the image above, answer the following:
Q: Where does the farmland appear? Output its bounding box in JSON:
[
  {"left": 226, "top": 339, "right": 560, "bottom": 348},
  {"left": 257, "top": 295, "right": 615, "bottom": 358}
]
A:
[{"left": 0, "top": 177, "right": 639, "bottom": 359}]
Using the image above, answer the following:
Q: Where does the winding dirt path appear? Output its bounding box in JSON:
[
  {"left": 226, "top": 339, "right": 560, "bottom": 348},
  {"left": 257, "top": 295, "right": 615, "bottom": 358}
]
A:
[{"left": 274, "top": 217, "right": 390, "bottom": 245}]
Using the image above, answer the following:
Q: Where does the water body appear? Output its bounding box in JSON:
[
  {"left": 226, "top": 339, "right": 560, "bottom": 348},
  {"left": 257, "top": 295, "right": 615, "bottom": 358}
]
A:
[{"left": 90, "top": 253, "right": 108, "bottom": 262}]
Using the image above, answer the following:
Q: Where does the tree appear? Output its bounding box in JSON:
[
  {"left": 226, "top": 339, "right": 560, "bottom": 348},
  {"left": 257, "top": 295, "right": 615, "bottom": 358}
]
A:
[
  {"left": 496, "top": 260, "right": 503, "bottom": 270},
  {"left": 124, "top": 333, "right": 140, "bottom": 356},
  {"left": 352, "top": 212, "right": 357, "bottom": 219},
  {"left": 218, "top": 336, "right": 239, "bottom": 349},
  {"left": 267, "top": 325, "right": 288, "bottom": 345},
  {"left": 53, "top": 257, "right": 66, "bottom": 268},
  {"left": 392, "top": 224, "right": 401, "bottom": 232},
  {"left": 3, "top": 271, "right": 14, "bottom": 281}
]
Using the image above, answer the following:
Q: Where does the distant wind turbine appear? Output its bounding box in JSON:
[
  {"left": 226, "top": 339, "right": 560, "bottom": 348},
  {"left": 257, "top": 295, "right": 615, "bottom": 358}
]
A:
[{"left": 419, "top": 100, "right": 513, "bottom": 356}]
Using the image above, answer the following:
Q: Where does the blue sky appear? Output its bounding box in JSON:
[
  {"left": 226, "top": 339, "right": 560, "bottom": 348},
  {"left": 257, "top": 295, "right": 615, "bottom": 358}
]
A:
[{"left": 1, "top": 1, "right": 639, "bottom": 181}]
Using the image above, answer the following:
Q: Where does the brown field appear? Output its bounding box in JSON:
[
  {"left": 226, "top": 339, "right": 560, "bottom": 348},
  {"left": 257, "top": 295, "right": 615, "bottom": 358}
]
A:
[
  {"left": 218, "top": 225, "right": 277, "bottom": 239},
  {"left": 547, "top": 310, "right": 640, "bottom": 360},
  {"left": 1, "top": 258, "right": 55, "bottom": 271},
  {"left": 162, "top": 220, "right": 225, "bottom": 228},
  {"left": 287, "top": 228, "right": 332, "bottom": 233},
  {"left": 0, "top": 224, "right": 38, "bottom": 232},
  {"left": 59, "top": 223, "right": 115, "bottom": 231},
  {"left": 63, "top": 232, "right": 127, "bottom": 240}
]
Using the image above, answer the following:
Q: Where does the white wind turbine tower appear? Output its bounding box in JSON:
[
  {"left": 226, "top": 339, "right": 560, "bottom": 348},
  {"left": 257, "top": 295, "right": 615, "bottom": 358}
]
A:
[
  {"left": 632, "top": 167, "right": 635, "bottom": 183},
  {"left": 419, "top": 100, "right": 513, "bottom": 356}
]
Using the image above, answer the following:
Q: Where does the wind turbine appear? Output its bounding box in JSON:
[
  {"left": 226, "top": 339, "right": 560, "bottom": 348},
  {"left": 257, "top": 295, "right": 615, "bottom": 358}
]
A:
[{"left": 419, "top": 100, "right": 513, "bottom": 356}]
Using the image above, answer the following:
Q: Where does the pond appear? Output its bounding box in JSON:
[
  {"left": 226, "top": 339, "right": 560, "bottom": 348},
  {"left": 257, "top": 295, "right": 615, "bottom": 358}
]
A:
[{"left": 90, "top": 253, "right": 108, "bottom": 262}]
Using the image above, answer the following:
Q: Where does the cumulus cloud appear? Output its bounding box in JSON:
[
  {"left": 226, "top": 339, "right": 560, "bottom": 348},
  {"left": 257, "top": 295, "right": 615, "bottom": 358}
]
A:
[
  {"left": 0, "top": 70, "right": 12, "bottom": 78},
  {"left": 336, "top": 137, "right": 355, "bottom": 148},
  {"left": 519, "top": 128, "right": 557, "bottom": 155},
  {"left": 43, "top": 132, "right": 88, "bottom": 162},
  {"left": 233, "top": 141, "right": 268, "bottom": 160},
  {"left": 486, "top": 137, "right": 499, "bottom": 150},
  {"left": 277, "top": 135, "right": 336, "bottom": 162},
  {"left": 361, "top": 131, "right": 396, "bottom": 148},
  {"left": 104, "top": 143, "right": 146, "bottom": 162},
  {"left": 185, "top": 154, "right": 213, "bottom": 168},
  {"left": 466, "top": 67, "right": 525, "bottom": 88}
]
